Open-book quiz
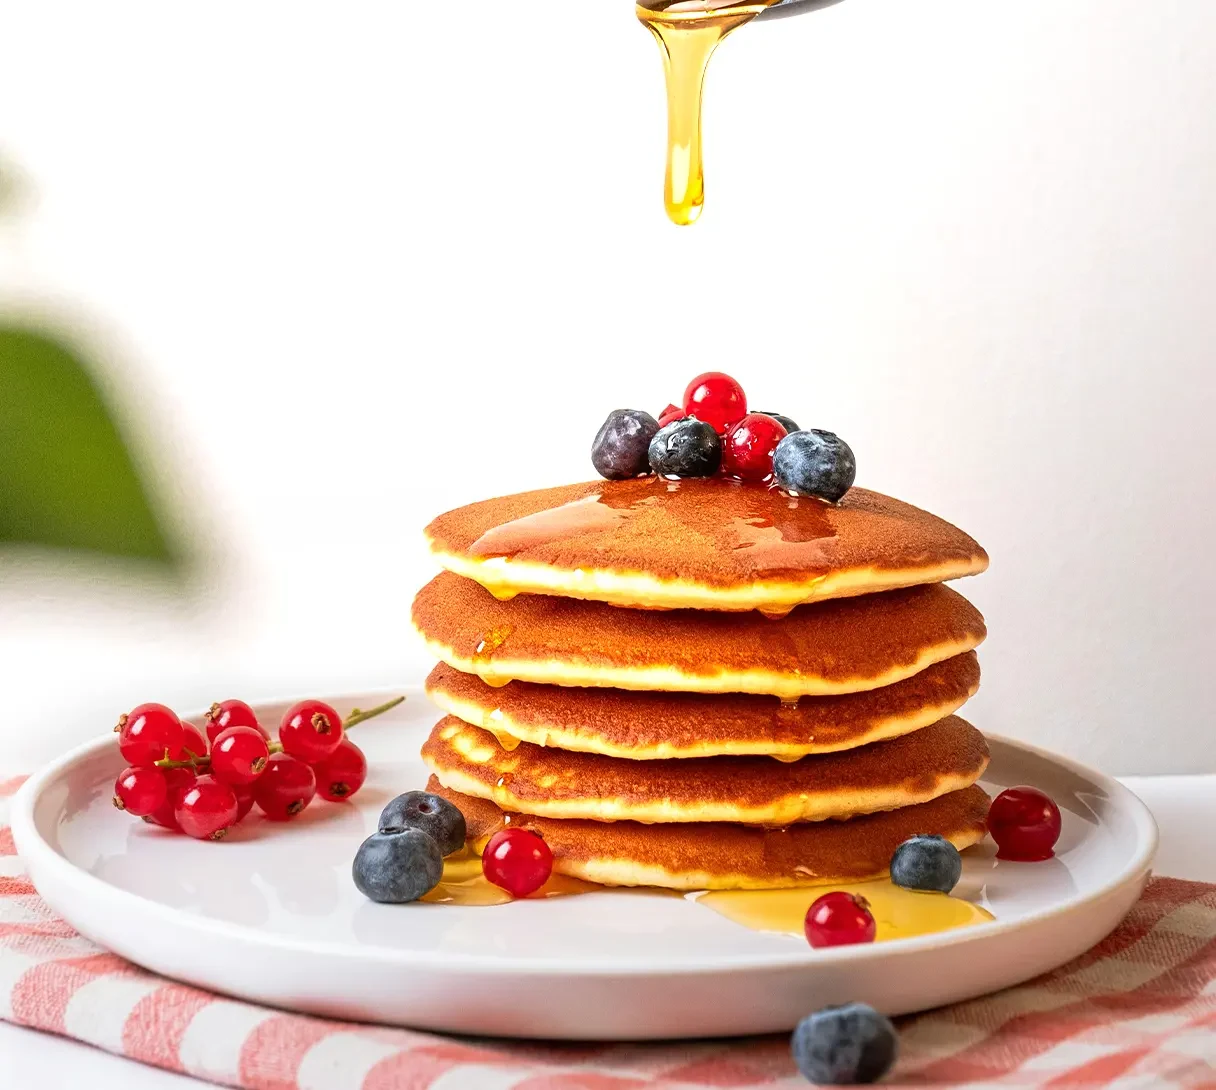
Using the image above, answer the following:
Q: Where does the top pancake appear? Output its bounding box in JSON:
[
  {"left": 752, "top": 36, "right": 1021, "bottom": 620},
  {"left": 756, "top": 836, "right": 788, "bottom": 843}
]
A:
[
  {"left": 412, "top": 571, "right": 986, "bottom": 698},
  {"left": 425, "top": 478, "right": 988, "bottom": 613}
]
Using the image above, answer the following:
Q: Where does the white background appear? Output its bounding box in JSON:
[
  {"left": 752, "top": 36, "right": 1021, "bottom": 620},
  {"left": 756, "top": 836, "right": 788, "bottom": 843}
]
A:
[{"left": 0, "top": 0, "right": 1213, "bottom": 774}]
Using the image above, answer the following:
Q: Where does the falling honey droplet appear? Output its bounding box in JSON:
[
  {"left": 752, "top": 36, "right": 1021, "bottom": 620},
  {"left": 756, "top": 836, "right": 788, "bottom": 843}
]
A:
[
  {"left": 488, "top": 728, "right": 522, "bottom": 751},
  {"left": 472, "top": 623, "right": 515, "bottom": 686},
  {"left": 636, "top": 0, "right": 781, "bottom": 225},
  {"left": 695, "top": 879, "right": 993, "bottom": 941}
]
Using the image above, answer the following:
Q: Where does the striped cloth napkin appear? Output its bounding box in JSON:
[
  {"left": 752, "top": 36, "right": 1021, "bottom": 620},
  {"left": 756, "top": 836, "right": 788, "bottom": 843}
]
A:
[{"left": 4, "top": 773, "right": 1216, "bottom": 1089}]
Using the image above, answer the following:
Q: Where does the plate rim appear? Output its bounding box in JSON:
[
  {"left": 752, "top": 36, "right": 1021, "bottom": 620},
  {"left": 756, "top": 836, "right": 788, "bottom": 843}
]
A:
[{"left": 11, "top": 687, "right": 1159, "bottom": 977}]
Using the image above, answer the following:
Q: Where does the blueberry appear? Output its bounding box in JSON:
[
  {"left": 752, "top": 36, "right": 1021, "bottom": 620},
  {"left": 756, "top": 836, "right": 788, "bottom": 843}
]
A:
[
  {"left": 890, "top": 834, "right": 962, "bottom": 894},
  {"left": 591, "top": 409, "right": 660, "bottom": 481},
  {"left": 379, "top": 791, "right": 466, "bottom": 856},
  {"left": 352, "top": 828, "right": 443, "bottom": 903},
  {"left": 757, "top": 411, "right": 801, "bottom": 434},
  {"left": 791, "top": 1003, "right": 898, "bottom": 1085},
  {"left": 773, "top": 429, "right": 856, "bottom": 502},
  {"left": 648, "top": 418, "right": 722, "bottom": 478}
]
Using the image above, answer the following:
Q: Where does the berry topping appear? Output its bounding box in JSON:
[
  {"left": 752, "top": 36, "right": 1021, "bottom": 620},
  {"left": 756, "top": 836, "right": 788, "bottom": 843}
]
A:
[
  {"left": 773, "top": 429, "right": 857, "bottom": 503},
  {"left": 657, "top": 403, "right": 684, "bottom": 428},
  {"left": 989, "top": 786, "right": 1061, "bottom": 862},
  {"left": 804, "top": 891, "right": 877, "bottom": 948},
  {"left": 254, "top": 753, "right": 317, "bottom": 820},
  {"left": 175, "top": 776, "right": 240, "bottom": 840},
  {"left": 210, "top": 725, "right": 271, "bottom": 786},
  {"left": 279, "top": 699, "right": 344, "bottom": 764},
  {"left": 113, "top": 766, "right": 168, "bottom": 817},
  {"left": 145, "top": 766, "right": 197, "bottom": 830},
  {"left": 205, "top": 699, "right": 267, "bottom": 745},
  {"left": 353, "top": 828, "right": 444, "bottom": 903},
  {"left": 314, "top": 739, "right": 368, "bottom": 801},
  {"left": 757, "top": 411, "right": 800, "bottom": 434},
  {"left": 179, "top": 723, "right": 208, "bottom": 762},
  {"left": 722, "top": 412, "right": 788, "bottom": 481},
  {"left": 379, "top": 791, "right": 467, "bottom": 856},
  {"left": 791, "top": 1003, "right": 898, "bottom": 1086},
  {"left": 890, "top": 834, "right": 963, "bottom": 894},
  {"left": 591, "top": 409, "right": 660, "bottom": 481},
  {"left": 682, "top": 372, "right": 747, "bottom": 434},
  {"left": 116, "top": 703, "right": 185, "bottom": 767},
  {"left": 648, "top": 418, "right": 722, "bottom": 478},
  {"left": 482, "top": 827, "right": 553, "bottom": 898}
]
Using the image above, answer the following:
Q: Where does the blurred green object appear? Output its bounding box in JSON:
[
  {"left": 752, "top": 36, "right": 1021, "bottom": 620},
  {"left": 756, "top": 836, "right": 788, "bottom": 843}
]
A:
[{"left": 0, "top": 325, "right": 176, "bottom": 564}]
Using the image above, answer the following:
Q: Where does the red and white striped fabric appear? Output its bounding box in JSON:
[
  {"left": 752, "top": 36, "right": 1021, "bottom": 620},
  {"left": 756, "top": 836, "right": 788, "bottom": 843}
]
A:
[{"left": 4, "top": 773, "right": 1216, "bottom": 1088}]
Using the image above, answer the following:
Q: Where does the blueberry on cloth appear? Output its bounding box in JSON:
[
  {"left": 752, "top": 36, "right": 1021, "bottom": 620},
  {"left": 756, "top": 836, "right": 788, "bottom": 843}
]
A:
[{"left": 791, "top": 1002, "right": 898, "bottom": 1085}]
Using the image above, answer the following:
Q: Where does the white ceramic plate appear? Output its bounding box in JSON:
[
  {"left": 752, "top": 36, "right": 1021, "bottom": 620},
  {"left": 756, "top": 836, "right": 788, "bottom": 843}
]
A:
[{"left": 12, "top": 689, "right": 1157, "bottom": 1040}]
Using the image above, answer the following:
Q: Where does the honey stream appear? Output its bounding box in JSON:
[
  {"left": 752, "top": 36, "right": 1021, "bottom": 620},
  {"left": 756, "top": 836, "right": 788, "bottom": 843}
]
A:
[{"left": 637, "top": 0, "right": 781, "bottom": 225}]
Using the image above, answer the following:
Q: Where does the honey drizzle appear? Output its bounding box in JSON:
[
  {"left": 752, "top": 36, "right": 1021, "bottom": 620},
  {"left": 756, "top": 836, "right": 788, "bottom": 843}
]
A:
[
  {"left": 636, "top": 0, "right": 781, "bottom": 225},
  {"left": 695, "top": 879, "right": 993, "bottom": 941}
]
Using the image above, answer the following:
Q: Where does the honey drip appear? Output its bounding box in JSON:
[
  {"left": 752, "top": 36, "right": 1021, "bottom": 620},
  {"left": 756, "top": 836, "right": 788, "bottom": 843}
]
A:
[
  {"left": 421, "top": 848, "right": 602, "bottom": 906},
  {"left": 472, "top": 623, "right": 515, "bottom": 685},
  {"left": 637, "top": 0, "right": 781, "bottom": 225},
  {"left": 695, "top": 879, "right": 993, "bottom": 941}
]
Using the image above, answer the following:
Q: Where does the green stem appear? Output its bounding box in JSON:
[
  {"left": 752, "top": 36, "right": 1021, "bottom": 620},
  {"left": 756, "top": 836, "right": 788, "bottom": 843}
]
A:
[{"left": 343, "top": 695, "right": 406, "bottom": 730}]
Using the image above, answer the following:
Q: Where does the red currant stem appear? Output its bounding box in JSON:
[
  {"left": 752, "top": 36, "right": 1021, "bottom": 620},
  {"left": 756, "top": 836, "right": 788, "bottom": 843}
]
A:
[
  {"left": 343, "top": 696, "right": 405, "bottom": 730},
  {"left": 154, "top": 740, "right": 286, "bottom": 771}
]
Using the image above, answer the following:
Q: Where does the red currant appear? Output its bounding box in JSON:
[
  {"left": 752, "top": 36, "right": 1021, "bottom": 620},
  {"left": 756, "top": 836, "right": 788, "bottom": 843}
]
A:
[
  {"left": 179, "top": 723, "right": 208, "bottom": 762},
  {"left": 116, "top": 703, "right": 185, "bottom": 767},
  {"left": 175, "top": 776, "right": 239, "bottom": 840},
  {"left": 205, "top": 699, "right": 267, "bottom": 745},
  {"left": 722, "top": 413, "right": 788, "bottom": 481},
  {"left": 113, "top": 766, "right": 168, "bottom": 817},
  {"left": 279, "top": 699, "right": 344, "bottom": 764},
  {"left": 210, "top": 726, "right": 270, "bottom": 786},
  {"left": 804, "top": 891, "right": 877, "bottom": 948},
  {"left": 233, "top": 785, "right": 257, "bottom": 822},
  {"left": 312, "top": 739, "right": 367, "bottom": 801},
  {"left": 254, "top": 754, "right": 317, "bottom": 820},
  {"left": 144, "top": 766, "right": 197, "bottom": 830},
  {"left": 682, "top": 372, "right": 747, "bottom": 435},
  {"left": 989, "top": 786, "right": 1061, "bottom": 861},
  {"left": 657, "top": 403, "right": 684, "bottom": 428},
  {"left": 482, "top": 828, "right": 553, "bottom": 898}
]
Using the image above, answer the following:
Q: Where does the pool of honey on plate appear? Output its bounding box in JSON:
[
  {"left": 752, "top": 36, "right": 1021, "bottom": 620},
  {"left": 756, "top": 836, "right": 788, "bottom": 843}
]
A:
[
  {"left": 636, "top": 0, "right": 782, "bottom": 225},
  {"left": 424, "top": 846, "right": 992, "bottom": 940}
]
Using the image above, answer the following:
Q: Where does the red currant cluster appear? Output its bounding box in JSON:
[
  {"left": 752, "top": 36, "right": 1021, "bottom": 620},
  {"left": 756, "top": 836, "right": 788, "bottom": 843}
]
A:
[
  {"left": 658, "top": 372, "right": 790, "bottom": 482},
  {"left": 111, "top": 696, "right": 403, "bottom": 840}
]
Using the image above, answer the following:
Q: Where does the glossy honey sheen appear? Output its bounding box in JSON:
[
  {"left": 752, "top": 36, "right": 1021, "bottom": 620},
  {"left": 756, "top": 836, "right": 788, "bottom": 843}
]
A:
[
  {"left": 637, "top": 0, "right": 781, "bottom": 224},
  {"left": 696, "top": 879, "right": 993, "bottom": 941}
]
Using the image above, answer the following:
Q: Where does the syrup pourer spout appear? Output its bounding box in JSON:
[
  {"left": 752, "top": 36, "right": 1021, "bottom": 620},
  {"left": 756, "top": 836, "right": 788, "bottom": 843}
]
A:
[{"left": 757, "top": 0, "right": 848, "bottom": 20}]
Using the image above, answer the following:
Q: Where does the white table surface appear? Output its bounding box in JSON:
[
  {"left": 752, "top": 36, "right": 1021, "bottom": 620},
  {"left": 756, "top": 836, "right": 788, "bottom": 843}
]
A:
[{"left": 1, "top": 775, "right": 1209, "bottom": 1088}]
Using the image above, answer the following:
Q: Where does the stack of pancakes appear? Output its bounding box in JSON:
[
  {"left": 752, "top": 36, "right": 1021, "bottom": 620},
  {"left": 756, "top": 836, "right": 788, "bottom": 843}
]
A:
[{"left": 411, "top": 478, "right": 991, "bottom": 890}]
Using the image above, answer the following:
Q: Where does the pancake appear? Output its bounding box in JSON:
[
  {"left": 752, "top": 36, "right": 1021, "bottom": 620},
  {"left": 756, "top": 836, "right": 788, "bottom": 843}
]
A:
[
  {"left": 412, "top": 572, "right": 986, "bottom": 698},
  {"left": 425, "top": 652, "right": 980, "bottom": 759},
  {"left": 425, "top": 478, "right": 988, "bottom": 613},
  {"left": 429, "top": 777, "right": 991, "bottom": 890},
  {"left": 422, "top": 714, "right": 989, "bottom": 825}
]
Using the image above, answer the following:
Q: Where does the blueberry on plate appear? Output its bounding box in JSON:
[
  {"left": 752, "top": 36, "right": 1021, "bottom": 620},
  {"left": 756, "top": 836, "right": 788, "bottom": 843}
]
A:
[
  {"left": 791, "top": 1002, "right": 898, "bottom": 1085},
  {"left": 379, "top": 791, "right": 467, "bottom": 856},
  {"left": 890, "top": 834, "right": 963, "bottom": 894},
  {"left": 648, "top": 418, "right": 722, "bottom": 478},
  {"left": 757, "top": 411, "right": 801, "bottom": 434},
  {"left": 773, "top": 429, "right": 856, "bottom": 503},
  {"left": 591, "top": 409, "right": 660, "bottom": 480},
  {"left": 352, "top": 828, "right": 444, "bottom": 903}
]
